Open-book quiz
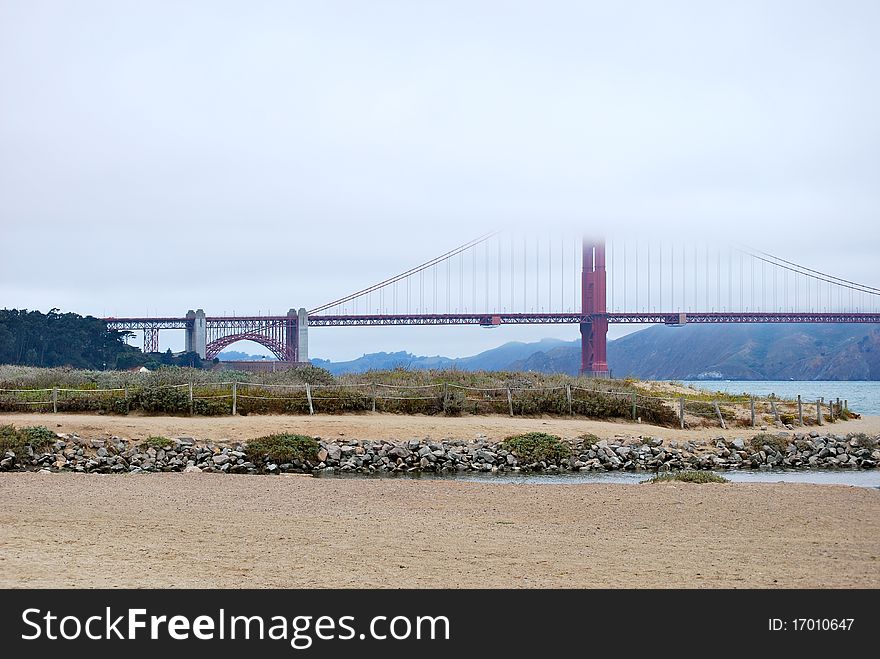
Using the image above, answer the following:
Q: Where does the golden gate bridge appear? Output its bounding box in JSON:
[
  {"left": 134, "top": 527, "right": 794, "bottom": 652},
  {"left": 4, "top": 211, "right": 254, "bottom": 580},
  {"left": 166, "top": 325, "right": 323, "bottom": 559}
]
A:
[{"left": 104, "top": 233, "right": 880, "bottom": 375}]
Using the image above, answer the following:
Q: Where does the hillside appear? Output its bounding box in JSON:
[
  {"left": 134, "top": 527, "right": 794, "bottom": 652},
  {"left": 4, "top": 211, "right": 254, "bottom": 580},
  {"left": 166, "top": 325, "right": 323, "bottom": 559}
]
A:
[
  {"left": 310, "top": 338, "right": 571, "bottom": 375},
  {"left": 306, "top": 324, "right": 880, "bottom": 380},
  {"left": 606, "top": 323, "right": 880, "bottom": 380}
]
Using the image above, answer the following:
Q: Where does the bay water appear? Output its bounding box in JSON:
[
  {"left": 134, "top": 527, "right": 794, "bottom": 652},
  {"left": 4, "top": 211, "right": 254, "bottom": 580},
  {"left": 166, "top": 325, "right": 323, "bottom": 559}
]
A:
[{"left": 678, "top": 380, "right": 880, "bottom": 415}]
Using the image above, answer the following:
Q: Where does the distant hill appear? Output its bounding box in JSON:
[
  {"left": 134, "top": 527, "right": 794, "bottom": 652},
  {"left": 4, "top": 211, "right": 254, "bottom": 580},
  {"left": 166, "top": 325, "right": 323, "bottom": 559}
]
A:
[
  {"left": 217, "top": 350, "right": 277, "bottom": 362},
  {"left": 606, "top": 323, "right": 880, "bottom": 380},
  {"left": 310, "top": 324, "right": 880, "bottom": 380},
  {"left": 310, "top": 338, "right": 571, "bottom": 375}
]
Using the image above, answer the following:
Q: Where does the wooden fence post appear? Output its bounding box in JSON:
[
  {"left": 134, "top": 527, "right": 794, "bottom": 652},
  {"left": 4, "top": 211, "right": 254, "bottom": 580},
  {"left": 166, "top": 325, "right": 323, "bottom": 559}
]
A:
[
  {"left": 306, "top": 383, "right": 314, "bottom": 415},
  {"left": 631, "top": 393, "right": 637, "bottom": 421},
  {"left": 188, "top": 382, "right": 194, "bottom": 415},
  {"left": 829, "top": 396, "right": 834, "bottom": 422},
  {"left": 679, "top": 396, "right": 685, "bottom": 429},
  {"left": 52, "top": 388, "right": 58, "bottom": 414},
  {"left": 816, "top": 398, "right": 822, "bottom": 425},
  {"left": 507, "top": 387, "right": 514, "bottom": 417},
  {"left": 750, "top": 397, "right": 755, "bottom": 427},
  {"left": 566, "top": 384, "right": 573, "bottom": 417},
  {"left": 231, "top": 382, "right": 237, "bottom": 416},
  {"left": 713, "top": 401, "right": 726, "bottom": 429},
  {"left": 371, "top": 383, "right": 377, "bottom": 413},
  {"left": 442, "top": 383, "right": 448, "bottom": 414},
  {"left": 770, "top": 400, "right": 780, "bottom": 424},
  {"left": 797, "top": 395, "right": 804, "bottom": 426}
]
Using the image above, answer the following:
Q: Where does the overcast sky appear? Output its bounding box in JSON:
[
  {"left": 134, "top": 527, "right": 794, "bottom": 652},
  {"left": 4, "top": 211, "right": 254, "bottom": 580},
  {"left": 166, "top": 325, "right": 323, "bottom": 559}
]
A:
[{"left": 1, "top": 1, "right": 879, "bottom": 361}]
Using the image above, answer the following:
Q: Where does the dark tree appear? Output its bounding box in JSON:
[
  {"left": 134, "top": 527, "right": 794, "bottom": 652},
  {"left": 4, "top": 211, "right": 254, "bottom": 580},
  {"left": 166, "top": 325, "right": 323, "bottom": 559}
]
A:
[{"left": 0, "top": 309, "right": 207, "bottom": 370}]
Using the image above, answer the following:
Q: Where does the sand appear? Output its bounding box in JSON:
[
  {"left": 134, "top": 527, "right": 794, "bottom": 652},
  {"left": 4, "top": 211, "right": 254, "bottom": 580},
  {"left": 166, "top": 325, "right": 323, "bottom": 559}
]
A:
[
  {"left": 2, "top": 411, "right": 879, "bottom": 445},
  {"left": 1, "top": 472, "right": 878, "bottom": 589},
  {"left": 2, "top": 412, "right": 878, "bottom": 589}
]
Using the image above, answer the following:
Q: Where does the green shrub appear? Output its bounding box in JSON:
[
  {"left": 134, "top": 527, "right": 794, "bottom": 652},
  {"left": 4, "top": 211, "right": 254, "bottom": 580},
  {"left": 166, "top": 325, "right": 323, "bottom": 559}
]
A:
[
  {"left": 245, "top": 434, "right": 320, "bottom": 464},
  {"left": 578, "top": 433, "right": 601, "bottom": 448},
  {"left": 192, "top": 398, "right": 230, "bottom": 416},
  {"left": 442, "top": 390, "right": 465, "bottom": 416},
  {"left": 141, "top": 436, "right": 173, "bottom": 449},
  {"left": 132, "top": 387, "right": 190, "bottom": 415},
  {"left": 501, "top": 432, "right": 569, "bottom": 464},
  {"left": 309, "top": 388, "right": 372, "bottom": 414},
  {"left": 235, "top": 388, "right": 310, "bottom": 415},
  {"left": 0, "top": 424, "right": 55, "bottom": 454},
  {"left": 572, "top": 391, "right": 678, "bottom": 426},
  {"left": 643, "top": 471, "right": 728, "bottom": 484},
  {"left": 512, "top": 389, "right": 569, "bottom": 416}
]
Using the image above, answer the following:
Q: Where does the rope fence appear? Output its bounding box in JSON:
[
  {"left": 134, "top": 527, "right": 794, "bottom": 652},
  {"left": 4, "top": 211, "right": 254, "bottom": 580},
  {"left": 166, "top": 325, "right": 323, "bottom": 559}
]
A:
[{"left": 0, "top": 381, "right": 851, "bottom": 428}]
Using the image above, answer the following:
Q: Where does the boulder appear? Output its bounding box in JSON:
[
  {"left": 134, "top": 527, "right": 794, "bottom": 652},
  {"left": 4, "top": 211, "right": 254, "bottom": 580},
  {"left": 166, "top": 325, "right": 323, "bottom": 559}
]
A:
[{"left": 388, "top": 446, "right": 411, "bottom": 459}]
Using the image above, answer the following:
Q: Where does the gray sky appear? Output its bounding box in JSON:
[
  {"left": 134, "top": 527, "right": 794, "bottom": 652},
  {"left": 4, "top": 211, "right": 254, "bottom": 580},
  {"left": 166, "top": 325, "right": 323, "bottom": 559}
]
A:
[{"left": 1, "top": 0, "right": 879, "bottom": 360}]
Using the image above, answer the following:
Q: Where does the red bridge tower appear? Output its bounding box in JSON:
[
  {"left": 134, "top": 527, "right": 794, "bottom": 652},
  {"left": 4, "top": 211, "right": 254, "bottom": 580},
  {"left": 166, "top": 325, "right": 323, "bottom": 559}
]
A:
[{"left": 580, "top": 238, "right": 609, "bottom": 377}]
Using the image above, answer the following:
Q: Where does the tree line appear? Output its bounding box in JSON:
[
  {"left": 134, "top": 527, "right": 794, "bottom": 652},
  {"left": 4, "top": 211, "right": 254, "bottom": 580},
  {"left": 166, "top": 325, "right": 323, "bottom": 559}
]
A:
[{"left": 0, "top": 309, "right": 209, "bottom": 370}]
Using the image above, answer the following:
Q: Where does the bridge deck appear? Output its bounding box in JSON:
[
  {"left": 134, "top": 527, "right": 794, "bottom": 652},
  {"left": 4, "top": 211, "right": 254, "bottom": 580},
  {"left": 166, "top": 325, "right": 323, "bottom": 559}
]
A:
[{"left": 104, "top": 312, "right": 880, "bottom": 329}]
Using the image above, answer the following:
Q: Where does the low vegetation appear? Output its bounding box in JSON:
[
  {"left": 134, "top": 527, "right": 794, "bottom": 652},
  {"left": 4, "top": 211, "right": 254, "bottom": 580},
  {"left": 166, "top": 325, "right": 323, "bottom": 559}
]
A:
[
  {"left": 0, "top": 365, "right": 853, "bottom": 429},
  {"left": 245, "top": 434, "right": 320, "bottom": 464},
  {"left": 0, "top": 366, "right": 683, "bottom": 425},
  {"left": 0, "top": 424, "right": 55, "bottom": 454},
  {"left": 501, "top": 432, "right": 570, "bottom": 464},
  {"left": 141, "top": 436, "right": 173, "bottom": 450},
  {"left": 642, "top": 471, "right": 729, "bottom": 484}
]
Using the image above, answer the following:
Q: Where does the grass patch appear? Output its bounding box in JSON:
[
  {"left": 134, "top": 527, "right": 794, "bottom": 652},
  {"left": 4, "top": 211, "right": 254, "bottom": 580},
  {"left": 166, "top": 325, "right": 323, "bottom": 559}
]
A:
[
  {"left": 642, "top": 471, "right": 729, "bottom": 484},
  {"left": 141, "top": 436, "right": 173, "bottom": 449},
  {"left": 0, "top": 424, "right": 55, "bottom": 454},
  {"left": 245, "top": 434, "right": 320, "bottom": 463},
  {"left": 501, "top": 432, "right": 569, "bottom": 464}
]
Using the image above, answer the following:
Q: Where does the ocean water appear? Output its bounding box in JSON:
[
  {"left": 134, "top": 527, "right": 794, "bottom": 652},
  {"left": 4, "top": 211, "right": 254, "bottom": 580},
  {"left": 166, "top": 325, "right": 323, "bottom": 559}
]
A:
[{"left": 677, "top": 380, "right": 880, "bottom": 416}]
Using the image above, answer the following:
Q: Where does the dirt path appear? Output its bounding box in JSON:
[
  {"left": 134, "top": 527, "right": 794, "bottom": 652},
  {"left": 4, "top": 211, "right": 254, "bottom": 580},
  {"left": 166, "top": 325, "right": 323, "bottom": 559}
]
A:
[
  {"left": 1, "top": 472, "right": 877, "bottom": 588},
  {"left": 2, "top": 412, "right": 878, "bottom": 445}
]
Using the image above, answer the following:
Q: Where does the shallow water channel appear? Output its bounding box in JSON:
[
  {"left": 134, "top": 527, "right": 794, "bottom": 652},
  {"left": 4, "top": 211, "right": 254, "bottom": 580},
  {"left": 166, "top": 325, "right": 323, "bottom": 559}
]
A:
[{"left": 319, "top": 469, "right": 880, "bottom": 488}]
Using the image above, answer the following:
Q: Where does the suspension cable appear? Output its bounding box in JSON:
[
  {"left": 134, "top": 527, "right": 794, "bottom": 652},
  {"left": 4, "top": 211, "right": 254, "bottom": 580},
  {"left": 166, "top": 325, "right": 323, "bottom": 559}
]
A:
[{"left": 309, "top": 231, "right": 499, "bottom": 314}]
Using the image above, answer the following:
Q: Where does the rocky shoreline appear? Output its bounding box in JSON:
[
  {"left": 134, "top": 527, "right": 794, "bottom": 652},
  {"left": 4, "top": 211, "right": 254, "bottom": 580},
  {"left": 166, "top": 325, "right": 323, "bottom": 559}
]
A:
[{"left": 1, "top": 429, "right": 878, "bottom": 475}]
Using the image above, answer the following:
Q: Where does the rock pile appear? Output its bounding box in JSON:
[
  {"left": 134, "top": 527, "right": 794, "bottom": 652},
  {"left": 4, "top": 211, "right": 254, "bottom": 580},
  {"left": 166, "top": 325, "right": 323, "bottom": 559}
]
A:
[{"left": 1, "top": 430, "right": 878, "bottom": 475}]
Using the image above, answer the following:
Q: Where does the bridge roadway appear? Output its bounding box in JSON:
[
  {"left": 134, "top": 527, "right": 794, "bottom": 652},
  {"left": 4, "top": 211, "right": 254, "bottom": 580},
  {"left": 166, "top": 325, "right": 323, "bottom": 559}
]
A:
[
  {"left": 102, "top": 311, "right": 880, "bottom": 367},
  {"left": 105, "top": 311, "right": 880, "bottom": 330}
]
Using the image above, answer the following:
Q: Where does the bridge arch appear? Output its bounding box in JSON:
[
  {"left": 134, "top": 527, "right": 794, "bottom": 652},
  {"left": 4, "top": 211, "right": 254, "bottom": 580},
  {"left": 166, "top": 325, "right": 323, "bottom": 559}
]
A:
[{"left": 205, "top": 333, "right": 290, "bottom": 361}]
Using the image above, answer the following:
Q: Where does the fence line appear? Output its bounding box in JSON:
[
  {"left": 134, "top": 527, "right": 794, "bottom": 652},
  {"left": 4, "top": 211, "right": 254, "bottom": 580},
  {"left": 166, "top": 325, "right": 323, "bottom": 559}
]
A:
[
  {"left": 0, "top": 381, "right": 847, "bottom": 428},
  {"left": 237, "top": 382, "right": 306, "bottom": 390}
]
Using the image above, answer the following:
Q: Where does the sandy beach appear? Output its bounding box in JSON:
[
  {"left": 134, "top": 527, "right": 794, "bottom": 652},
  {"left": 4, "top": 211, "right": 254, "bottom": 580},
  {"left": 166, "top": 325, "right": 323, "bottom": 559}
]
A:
[
  {"left": 3, "top": 411, "right": 880, "bottom": 445},
  {"left": 1, "top": 471, "right": 878, "bottom": 589}
]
